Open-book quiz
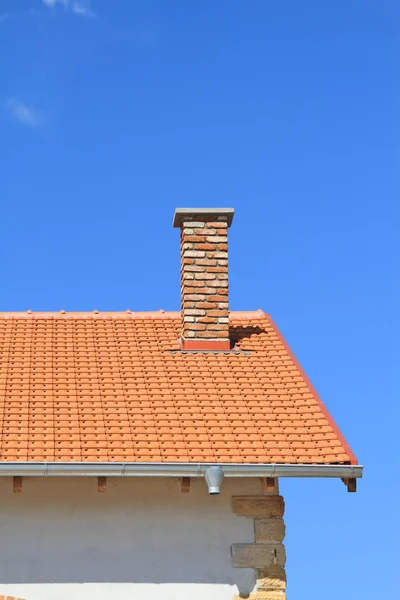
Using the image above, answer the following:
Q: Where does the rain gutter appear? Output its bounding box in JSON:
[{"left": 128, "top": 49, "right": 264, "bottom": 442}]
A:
[{"left": 0, "top": 462, "right": 363, "bottom": 478}]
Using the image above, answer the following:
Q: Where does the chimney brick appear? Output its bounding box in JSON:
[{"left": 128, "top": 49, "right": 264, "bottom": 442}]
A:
[{"left": 173, "top": 208, "right": 234, "bottom": 350}]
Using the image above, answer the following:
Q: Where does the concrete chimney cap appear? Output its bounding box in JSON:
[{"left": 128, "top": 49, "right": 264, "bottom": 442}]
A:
[{"left": 173, "top": 208, "right": 234, "bottom": 228}]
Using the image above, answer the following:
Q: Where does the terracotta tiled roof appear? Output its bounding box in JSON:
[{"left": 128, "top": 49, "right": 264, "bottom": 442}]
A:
[{"left": 0, "top": 310, "right": 356, "bottom": 464}]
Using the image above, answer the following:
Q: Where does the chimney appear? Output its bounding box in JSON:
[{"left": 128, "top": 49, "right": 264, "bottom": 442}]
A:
[{"left": 173, "top": 208, "right": 234, "bottom": 350}]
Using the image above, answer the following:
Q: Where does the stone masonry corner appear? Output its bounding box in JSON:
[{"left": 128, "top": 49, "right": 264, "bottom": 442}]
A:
[{"left": 231, "top": 482, "right": 287, "bottom": 600}]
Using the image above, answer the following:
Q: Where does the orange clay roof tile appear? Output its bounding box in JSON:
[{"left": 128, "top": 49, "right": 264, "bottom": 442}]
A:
[{"left": 0, "top": 310, "right": 357, "bottom": 465}]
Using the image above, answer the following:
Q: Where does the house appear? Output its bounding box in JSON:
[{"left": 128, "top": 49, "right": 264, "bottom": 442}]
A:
[{"left": 0, "top": 208, "right": 361, "bottom": 600}]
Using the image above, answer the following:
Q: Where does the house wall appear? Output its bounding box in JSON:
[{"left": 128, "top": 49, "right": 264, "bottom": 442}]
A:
[{"left": 0, "top": 476, "right": 260, "bottom": 600}]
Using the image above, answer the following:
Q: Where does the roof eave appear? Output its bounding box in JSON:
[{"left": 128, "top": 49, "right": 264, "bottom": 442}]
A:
[{"left": 0, "top": 462, "right": 363, "bottom": 479}]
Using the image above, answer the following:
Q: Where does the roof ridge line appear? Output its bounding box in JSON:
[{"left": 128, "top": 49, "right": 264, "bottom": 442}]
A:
[{"left": 0, "top": 310, "right": 268, "bottom": 319}]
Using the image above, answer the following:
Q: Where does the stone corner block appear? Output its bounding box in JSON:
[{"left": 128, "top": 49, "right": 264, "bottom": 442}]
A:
[
  {"left": 231, "top": 543, "right": 286, "bottom": 569},
  {"left": 256, "top": 566, "right": 287, "bottom": 591},
  {"left": 233, "top": 593, "right": 286, "bottom": 600},
  {"left": 255, "top": 519, "right": 286, "bottom": 543},
  {"left": 232, "top": 496, "right": 285, "bottom": 518}
]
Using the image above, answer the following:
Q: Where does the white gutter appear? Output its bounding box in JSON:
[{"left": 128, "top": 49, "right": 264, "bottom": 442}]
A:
[{"left": 0, "top": 462, "right": 363, "bottom": 478}]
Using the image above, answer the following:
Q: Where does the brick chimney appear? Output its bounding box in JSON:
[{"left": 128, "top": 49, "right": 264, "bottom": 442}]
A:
[{"left": 173, "top": 208, "right": 234, "bottom": 350}]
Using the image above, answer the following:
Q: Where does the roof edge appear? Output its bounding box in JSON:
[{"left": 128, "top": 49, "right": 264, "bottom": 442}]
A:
[
  {"left": 266, "top": 314, "right": 359, "bottom": 466},
  {"left": 0, "top": 462, "right": 363, "bottom": 478}
]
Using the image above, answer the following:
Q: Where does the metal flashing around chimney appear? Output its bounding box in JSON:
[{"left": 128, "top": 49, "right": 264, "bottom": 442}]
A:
[{"left": 173, "top": 207, "right": 235, "bottom": 351}]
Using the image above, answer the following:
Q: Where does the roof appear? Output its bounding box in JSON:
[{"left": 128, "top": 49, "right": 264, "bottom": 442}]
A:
[{"left": 0, "top": 310, "right": 357, "bottom": 465}]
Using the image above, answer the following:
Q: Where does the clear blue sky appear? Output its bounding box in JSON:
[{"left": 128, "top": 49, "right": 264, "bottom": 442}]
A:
[{"left": 1, "top": 1, "right": 398, "bottom": 597}]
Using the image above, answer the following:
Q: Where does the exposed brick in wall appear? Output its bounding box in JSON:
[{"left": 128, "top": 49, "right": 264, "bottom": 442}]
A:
[{"left": 174, "top": 210, "right": 233, "bottom": 350}]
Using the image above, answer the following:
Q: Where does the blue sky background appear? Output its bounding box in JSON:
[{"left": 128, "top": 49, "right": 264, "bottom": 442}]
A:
[{"left": 1, "top": 0, "right": 398, "bottom": 597}]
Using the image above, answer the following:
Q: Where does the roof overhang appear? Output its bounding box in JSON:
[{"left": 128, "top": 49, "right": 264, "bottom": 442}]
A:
[{"left": 0, "top": 462, "right": 363, "bottom": 479}]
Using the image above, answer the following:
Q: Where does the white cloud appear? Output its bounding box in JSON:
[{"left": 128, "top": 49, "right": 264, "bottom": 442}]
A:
[
  {"left": 72, "top": 2, "right": 95, "bottom": 18},
  {"left": 42, "top": 0, "right": 68, "bottom": 6},
  {"left": 7, "top": 98, "right": 43, "bottom": 127},
  {"left": 42, "top": 0, "right": 95, "bottom": 17}
]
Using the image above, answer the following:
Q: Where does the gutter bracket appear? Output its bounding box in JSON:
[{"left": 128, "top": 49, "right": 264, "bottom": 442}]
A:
[{"left": 341, "top": 477, "right": 357, "bottom": 493}]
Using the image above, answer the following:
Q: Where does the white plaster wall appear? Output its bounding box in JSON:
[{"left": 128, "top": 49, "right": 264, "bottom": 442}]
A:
[{"left": 0, "top": 476, "right": 259, "bottom": 600}]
